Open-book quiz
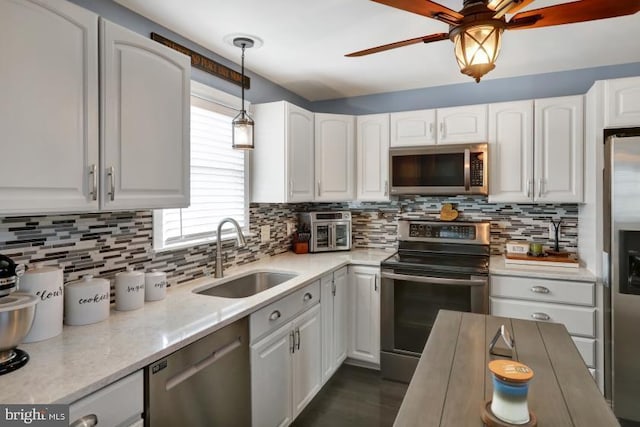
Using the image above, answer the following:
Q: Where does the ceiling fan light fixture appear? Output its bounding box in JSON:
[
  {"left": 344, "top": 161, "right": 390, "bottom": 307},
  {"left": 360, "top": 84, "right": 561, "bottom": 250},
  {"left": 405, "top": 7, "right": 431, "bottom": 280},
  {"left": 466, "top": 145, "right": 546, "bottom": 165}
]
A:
[
  {"left": 232, "top": 36, "right": 255, "bottom": 150},
  {"left": 453, "top": 23, "right": 504, "bottom": 83}
]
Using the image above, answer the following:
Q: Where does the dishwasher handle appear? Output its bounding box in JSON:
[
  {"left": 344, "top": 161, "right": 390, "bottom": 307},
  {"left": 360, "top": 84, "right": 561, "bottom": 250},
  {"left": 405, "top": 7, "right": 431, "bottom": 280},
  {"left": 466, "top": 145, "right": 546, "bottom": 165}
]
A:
[
  {"left": 165, "top": 336, "right": 242, "bottom": 391},
  {"left": 70, "top": 414, "right": 98, "bottom": 427}
]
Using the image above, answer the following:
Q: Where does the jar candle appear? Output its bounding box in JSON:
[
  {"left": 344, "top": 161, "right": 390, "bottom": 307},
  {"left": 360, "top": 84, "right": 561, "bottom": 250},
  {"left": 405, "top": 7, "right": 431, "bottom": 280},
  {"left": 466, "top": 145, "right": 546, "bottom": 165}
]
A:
[{"left": 488, "top": 360, "right": 534, "bottom": 425}]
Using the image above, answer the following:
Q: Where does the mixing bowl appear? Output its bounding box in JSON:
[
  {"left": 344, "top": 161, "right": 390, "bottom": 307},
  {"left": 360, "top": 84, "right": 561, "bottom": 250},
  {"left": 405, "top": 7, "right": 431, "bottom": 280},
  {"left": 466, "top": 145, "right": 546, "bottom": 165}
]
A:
[{"left": 0, "top": 293, "right": 38, "bottom": 363}]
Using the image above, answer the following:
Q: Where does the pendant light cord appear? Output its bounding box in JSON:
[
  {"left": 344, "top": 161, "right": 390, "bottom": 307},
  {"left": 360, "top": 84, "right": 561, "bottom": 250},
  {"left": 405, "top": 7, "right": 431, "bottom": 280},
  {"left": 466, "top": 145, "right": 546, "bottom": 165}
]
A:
[{"left": 240, "top": 43, "right": 246, "bottom": 114}]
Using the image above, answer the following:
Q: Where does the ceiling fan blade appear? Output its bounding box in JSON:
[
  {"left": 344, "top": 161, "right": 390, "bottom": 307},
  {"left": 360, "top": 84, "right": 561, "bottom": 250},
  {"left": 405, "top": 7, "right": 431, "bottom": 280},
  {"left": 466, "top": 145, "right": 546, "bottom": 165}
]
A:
[
  {"left": 508, "top": 0, "right": 640, "bottom": 30},
  {"left": 345, "top": 33, "right": 449, "bottom": 57},
  {"left": 489, "top": 0, "right": 536, "bottom": 19},
  {"left": 372, "top": 0, "right": 463, "bottom": 25}
]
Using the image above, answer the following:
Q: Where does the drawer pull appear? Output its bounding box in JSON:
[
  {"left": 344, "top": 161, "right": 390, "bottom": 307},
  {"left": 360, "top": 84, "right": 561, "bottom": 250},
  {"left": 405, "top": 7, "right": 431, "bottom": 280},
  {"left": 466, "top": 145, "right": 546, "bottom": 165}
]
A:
[
  {"left": 269, "top": 310, "right": 281, "bottom": 321},
  {"left": 70, "top": 414, "right": 98, "bottom": 427},
  {"left": 531, "top": 286, "right": 550, "bottom": 294},
  {"left": 303, "top": 292, "right": 313, "bottom": 302},
  {"left": 531, "top": 312, "right": 551, "bottom": 321}
]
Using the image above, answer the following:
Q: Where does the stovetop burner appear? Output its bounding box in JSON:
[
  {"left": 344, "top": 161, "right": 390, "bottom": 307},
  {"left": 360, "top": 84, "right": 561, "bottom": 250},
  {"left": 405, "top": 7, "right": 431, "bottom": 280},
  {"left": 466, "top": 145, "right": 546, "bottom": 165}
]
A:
[{"left": 0, "top": 348, "right": 29, "bottom": 375}]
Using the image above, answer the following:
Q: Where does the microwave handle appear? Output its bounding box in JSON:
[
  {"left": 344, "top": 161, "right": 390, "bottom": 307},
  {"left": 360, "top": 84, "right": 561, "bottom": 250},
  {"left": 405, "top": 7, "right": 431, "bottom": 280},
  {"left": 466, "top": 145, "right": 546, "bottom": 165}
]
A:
[
  {"left": 329, "top": 224, "right": 334, "bottom": 249},
  {"left": 464, "top": 148, "right": 471, "bottom": 192}
]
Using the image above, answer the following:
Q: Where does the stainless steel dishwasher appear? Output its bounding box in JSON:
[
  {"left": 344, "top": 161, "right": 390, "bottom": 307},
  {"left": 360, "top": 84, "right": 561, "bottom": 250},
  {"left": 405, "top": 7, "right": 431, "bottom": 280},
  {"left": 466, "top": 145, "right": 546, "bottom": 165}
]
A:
[{"left": 146, "top": 317, "right": 250, "bottom": 427}]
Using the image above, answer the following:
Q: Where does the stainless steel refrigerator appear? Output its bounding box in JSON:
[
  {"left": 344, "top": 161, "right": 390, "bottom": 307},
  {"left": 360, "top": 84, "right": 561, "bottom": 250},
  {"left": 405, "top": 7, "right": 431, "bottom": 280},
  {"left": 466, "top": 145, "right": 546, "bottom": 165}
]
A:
[{"left": 604, "top": 132, "right": 640, "bottom": 423}]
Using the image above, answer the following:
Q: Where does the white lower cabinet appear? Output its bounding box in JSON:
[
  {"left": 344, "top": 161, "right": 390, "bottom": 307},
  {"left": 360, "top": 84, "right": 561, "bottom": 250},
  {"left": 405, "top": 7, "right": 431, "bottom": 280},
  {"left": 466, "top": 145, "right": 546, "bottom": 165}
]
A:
[
  {"left": 250, "top": 282, "right": 322, "bottom": 427},
  {"left": 490, "top": 275, "right": 598, "bottom": 372},
  {"left": 321, "top": 267, "right": 348, "bottom": 384},
  {"left": 347, "top": 266, "right": 380, "bottom": 365}
]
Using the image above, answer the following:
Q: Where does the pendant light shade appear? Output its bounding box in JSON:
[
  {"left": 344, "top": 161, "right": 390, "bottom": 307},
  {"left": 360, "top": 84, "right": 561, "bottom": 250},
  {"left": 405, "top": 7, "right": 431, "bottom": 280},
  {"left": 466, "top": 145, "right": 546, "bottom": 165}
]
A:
[
  {"left": 232, "top": 37, "right": 254, "bottom": 150},
  {"left": 453, "top": 23, "right": 504, "bottom": 83}
]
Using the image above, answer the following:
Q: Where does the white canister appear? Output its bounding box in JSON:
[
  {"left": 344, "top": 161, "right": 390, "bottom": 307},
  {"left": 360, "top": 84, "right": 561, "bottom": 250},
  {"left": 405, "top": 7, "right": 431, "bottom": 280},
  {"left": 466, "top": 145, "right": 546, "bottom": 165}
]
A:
[
  {"left": 115, "top": 267, "right": 144, "bottom": 311},
  {"left": 19, "top": 263, "right": 64, "bottom": 342},
  {"left": 64, "top": 275, "right": 110, "bottom": 326},
  {"left": 145, "top": 270, "right": 167, "bottom": 302}
]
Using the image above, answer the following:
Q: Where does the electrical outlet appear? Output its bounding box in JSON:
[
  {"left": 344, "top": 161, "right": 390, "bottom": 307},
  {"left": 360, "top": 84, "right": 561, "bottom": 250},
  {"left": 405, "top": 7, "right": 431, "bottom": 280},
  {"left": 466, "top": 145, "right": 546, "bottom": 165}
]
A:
[
  {"left": 286, "top": 222, "right": 295, "bottom": 236},
  {"left": 261, "top": 225, "right": 270, "bottom": 243}
]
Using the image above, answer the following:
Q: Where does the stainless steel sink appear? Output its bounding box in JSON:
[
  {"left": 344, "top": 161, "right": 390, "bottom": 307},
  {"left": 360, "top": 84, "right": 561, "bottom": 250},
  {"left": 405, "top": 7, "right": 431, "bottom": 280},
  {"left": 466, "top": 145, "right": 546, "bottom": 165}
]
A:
[{"left": 195, "top": 271, "right": 298, "bottom": 298}]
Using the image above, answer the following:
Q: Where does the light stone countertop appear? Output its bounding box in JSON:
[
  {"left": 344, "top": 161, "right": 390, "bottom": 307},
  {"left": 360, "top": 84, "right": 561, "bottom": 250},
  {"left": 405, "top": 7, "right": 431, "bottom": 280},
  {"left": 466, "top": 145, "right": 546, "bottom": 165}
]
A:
[
  {"left": 490, "top": 255, "right": 597, "bottom": 282},
  {"left": 2, "top": 249, "right": 392, "bottom": 405}
]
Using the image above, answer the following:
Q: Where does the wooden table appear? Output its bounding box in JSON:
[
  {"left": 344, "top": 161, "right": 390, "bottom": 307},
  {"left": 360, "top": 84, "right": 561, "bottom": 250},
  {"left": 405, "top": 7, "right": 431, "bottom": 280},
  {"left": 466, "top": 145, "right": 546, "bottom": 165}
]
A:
[{"left": 394, "top": 310, "right": 619, "bottom": 427}]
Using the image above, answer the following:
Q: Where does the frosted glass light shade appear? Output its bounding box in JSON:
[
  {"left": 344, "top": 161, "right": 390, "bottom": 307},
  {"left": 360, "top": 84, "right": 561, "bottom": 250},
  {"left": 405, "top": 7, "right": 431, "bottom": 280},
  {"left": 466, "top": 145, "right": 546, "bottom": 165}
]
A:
[
  {"left": 454, "top": 24, "right": 503, "bottom": 83},
  {"left": 232, "top": 111, "right": 254, "bottom": 150}
]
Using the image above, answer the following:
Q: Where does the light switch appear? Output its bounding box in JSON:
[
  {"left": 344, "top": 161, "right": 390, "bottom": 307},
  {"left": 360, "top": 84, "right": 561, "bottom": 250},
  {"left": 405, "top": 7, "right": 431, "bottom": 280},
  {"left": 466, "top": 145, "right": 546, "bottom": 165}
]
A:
[{"left": 261, "top": 225, "right": 270, "bottom": 243}]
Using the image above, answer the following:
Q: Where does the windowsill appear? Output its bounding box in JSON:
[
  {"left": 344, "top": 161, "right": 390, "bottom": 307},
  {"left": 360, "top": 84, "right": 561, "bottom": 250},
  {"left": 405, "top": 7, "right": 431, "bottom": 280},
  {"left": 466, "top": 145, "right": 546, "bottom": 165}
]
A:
[{"left": 153, "top": 231, "right": 256, "bottom": 254}]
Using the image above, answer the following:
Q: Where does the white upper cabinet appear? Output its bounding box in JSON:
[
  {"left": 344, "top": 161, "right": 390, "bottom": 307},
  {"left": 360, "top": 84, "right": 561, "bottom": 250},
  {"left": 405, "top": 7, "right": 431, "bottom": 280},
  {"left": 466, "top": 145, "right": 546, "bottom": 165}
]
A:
[
  {"left": 488, "top": 100, "right": 534, "bottom": 203},
  {"left": 437, "top": 104, "right": 488, "bottom": 144},
  {"left": 605, "top": 76, "right": 640, "bottom": 128},
  {"left": 252, "top": 101, "right": 315, "bottom": 203},
  {"left": 389, "top": 109, "right": 436, "bottom": 147},
  {"left": 314, "top": 113, "right": 355, "bottom": 201},
  {"left": 390, "top": 105, "right": 487, "bottom": 147},
  {"left": 0, "top": 1, "right": 190, "bottom": 215},
  {"left": 100, "top": 19, "right": 190, "bottom": 210},
  {"left": 489, "top": 96, "right": 583, "bottom": 203},
  {"left": 534, "top": 95, "right": 584, "bottom": 203},
  {"left": 357, "top": 114, "right": 390, "bottom": 201},
  {"left": 0, "top": 0, "right": 99, "bottom": 214}
]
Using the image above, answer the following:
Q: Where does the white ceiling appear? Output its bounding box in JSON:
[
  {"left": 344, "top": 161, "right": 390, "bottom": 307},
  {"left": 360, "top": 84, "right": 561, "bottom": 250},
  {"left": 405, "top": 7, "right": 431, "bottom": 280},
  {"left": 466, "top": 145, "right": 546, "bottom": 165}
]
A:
[{"left": 114, "top": 0, "right": 640, "bottom": 101}]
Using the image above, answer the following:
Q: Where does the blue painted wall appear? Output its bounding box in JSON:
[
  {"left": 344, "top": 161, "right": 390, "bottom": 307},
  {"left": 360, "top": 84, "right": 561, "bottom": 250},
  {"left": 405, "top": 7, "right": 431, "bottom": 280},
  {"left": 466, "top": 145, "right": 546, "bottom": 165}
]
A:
[
  {"left": 70, "top": 1, "right": 639, "bottom": 115},
  {"left": 310, "top": 62, "right": 640, "bottom": 114},
  {"left": 68, "top": 0, "right": 312, "bottom": 109}
]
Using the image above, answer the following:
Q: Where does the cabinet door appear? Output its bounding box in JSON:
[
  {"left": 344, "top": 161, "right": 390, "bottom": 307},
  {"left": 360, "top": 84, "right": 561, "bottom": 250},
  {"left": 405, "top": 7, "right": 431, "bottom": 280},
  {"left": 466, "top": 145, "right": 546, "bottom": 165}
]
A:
[
  {"left": 437, "top": 104, "right": 488, "bottom": 144},
  {"left": 332, "top": 267, "right": 349, "bottom": 368},
  {"left": 534, "top": 96, "right": 584, "bottom": 203},
  {"left": 101, "top": 19, "right": 190, "bottom": 210},
  {"left": 357, "top": 114, "right": 390, "bottom": 201},
  {"left": 320, "top": 273, "right": 334, "bottom": 384},
  {"left": 0, "top": 0, "right": 99, "bottom": 214},
  {"left": 488, "top": 101, "right": 534, "bottom": 203},
  {"left": 389, "top": 109, "right": 436, "bottom": 147},
  {"left": 251, "top": 322, "right": 294, "bottom": 427},
  {"left": 605, "top": 76, "right": 640, "bottom": 128},
  {"left": 292, "top": 304, "right": 322, "bottom": 418},
  {"left": 287, "top": 103, "right": 315, "bottom": 202},
  {"left": 314, "top": 114, "right": 355, "bottom": 201},
  {"left": 348, "top": 266, "right": 380, "bottom": 364}
]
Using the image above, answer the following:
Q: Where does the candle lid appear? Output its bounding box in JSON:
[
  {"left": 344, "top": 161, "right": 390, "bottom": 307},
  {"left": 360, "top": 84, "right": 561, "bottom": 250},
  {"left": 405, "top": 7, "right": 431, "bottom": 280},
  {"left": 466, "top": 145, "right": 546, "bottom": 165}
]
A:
[{"left": 489, "top": 360, "right": 534, "bottom": 383}]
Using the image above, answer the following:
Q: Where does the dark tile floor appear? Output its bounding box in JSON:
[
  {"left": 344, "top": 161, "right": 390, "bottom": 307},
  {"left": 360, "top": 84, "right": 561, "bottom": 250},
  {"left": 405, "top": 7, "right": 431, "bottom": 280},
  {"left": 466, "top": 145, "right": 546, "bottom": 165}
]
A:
[{"left": 292, "top": 364, "right": 408, "bottom": 427}]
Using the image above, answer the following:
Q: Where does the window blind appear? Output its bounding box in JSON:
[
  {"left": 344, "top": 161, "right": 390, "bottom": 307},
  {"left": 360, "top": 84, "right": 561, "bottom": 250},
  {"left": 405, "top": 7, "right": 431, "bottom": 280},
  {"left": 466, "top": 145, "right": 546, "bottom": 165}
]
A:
[{"left": 155, "top": 94, "right": 247, "bottom": 249}]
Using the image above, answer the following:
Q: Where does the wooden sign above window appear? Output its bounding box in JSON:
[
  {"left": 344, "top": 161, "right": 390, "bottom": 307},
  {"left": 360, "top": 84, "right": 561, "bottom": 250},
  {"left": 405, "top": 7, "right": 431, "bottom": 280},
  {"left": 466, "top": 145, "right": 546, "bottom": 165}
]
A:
[{"left": 151, "top": 32, "right": 250, "bottom": 89}]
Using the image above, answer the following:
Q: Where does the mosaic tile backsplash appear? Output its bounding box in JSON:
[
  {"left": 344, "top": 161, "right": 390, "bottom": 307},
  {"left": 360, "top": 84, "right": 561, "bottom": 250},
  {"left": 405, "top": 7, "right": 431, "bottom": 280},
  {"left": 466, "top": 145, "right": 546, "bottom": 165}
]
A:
[{"left": 0, "top": 196, "right": 578, "bottom": 301}]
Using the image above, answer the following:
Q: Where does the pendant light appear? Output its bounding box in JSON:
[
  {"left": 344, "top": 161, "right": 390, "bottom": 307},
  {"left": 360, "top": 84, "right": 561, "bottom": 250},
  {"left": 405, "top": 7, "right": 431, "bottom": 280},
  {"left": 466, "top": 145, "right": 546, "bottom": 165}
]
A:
[{"left": 232, "top": 37, "right": 254, "bottom": 150}]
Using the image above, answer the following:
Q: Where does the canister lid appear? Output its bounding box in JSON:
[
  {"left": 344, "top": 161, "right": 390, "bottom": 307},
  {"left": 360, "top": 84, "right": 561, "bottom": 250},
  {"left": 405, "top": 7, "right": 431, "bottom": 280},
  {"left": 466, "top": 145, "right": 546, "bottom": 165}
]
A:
[
  {"left": 116, "top": 266, "right": 143, "bottom": 277},
  {"left": 488, "top": 360, "right": 534, "bottom": 383},
  {"left": 65, "top": 275, "right": 109, "bottom": 288},
  {"left": 146, "top": 269, "right": 166, "bottom": 277}
]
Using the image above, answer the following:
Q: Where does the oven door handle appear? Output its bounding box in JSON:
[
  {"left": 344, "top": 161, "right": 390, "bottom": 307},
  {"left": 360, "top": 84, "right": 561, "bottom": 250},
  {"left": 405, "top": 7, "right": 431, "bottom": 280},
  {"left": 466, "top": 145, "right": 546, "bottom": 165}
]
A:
[{"left": 381, "top": 271, "right": 487, "bottom": 287}]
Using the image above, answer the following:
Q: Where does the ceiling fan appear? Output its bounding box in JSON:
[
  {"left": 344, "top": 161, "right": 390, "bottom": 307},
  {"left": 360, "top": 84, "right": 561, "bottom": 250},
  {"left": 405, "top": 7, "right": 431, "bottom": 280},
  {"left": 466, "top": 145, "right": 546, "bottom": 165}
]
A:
[{"left": 346, "top": 0, "right": 640, "bottom": 82}]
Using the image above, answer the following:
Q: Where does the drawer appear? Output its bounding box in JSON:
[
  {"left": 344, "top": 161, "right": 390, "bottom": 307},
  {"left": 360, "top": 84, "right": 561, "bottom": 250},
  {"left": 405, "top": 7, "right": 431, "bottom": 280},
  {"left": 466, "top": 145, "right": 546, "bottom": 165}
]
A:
[
  {"left": 572, "top": 336, "right": 595, "bottom": 368},
  {"left": 250, "top": 280, "right": 320, "bottom": 342},
  {"left": 69, "top": 370, "right": 143, "bottom": 427},
  {"left": 491, "top": 275, "right": 594, "bottom": 306},
  {"left": 490, "top": 297, "right": 596, "bottom": 337}
]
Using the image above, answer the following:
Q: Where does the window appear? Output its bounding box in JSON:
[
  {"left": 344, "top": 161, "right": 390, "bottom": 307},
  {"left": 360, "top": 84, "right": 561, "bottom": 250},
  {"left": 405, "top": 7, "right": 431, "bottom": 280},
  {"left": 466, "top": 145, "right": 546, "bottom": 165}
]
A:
[{"left": 153, "top": 82, "right": 249, "bottom": 251}]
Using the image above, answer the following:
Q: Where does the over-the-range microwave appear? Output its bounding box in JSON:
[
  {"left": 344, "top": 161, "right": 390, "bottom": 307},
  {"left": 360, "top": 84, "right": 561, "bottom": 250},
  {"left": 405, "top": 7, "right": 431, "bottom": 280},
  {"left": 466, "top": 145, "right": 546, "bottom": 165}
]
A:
[{"left": 389, "top": 143, "right": 488, "bottom": 195}]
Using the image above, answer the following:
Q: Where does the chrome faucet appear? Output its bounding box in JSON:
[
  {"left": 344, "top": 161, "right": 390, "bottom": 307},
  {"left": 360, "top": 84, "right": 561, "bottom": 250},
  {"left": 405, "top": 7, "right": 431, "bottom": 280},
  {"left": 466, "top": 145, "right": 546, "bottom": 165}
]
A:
[{"left": 215, "top": 217, "right": 247, "bottom": 278}]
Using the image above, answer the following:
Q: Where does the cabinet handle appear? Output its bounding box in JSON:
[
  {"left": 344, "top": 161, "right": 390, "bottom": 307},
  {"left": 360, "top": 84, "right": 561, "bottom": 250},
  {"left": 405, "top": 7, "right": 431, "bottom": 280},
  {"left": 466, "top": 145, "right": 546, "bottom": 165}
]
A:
[
  {"left": 290, "top": 331, "right": 295, "bottom": 354},
  {"left": 374, "top": 276, "right": 378, "bottom": 292},
  {"left": 269, "top": 310, "right": 281, "bottom": 321},
  {"left": 429, "top": 123, "right": 434, "bottom": 137},
  {"left": 527, "top": 179, "right": 532, "bottom": 198},
  {"left": 88, "top": 164, "right": 97, "bottom": 201},
  {"left": 439, "top": 122, "right": 444, "bottom": 137},
  {"left": 317, "top": 181, "right": 321, "bottom": 196},
  {"left": 289, "top": 180, "right": 293, "bottom": 198},
  {"left": 530, "top": 286, "right": 550, "bottom": 294},
  {"left": 107, "top": 166, "right": 115, "bottom": 201},
  {"left": 538, "top": 178, "right": 543, "bottom": 198},
  {"left": 296, "top": 328, "right": 301, "bottom": 350},
  {"left": 331, "top": 280, "right": 336, "bottom": 296},
  {"left": 531, "top": 312, "right": 551, "bottom": 321},
  {"left": 303, "top": 292, "right": 313, "bottom": 302},
  {"left": 384, "top": 180, "right": 389, "bottom": 196},
  {"left": 70, "top": 414, "right": 98, "bottom": 427}
]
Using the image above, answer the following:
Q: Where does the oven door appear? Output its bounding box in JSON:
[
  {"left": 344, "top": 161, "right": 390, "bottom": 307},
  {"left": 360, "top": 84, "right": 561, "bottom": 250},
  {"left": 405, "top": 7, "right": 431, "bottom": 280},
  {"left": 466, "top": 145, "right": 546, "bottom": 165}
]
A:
[
  {"left": 332, "top": 221, "right": 351, "bottom": 251},
  {"left": 380, "top": 271, "right": 488, "bottom": 356},
  {"left": 311, "top": 222, "right": 331, "bottom": 252}
]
